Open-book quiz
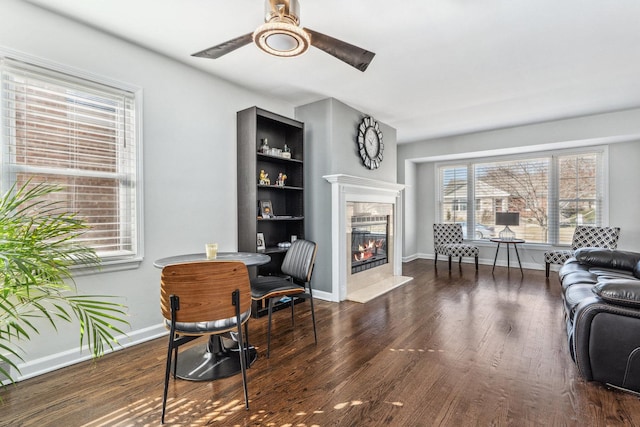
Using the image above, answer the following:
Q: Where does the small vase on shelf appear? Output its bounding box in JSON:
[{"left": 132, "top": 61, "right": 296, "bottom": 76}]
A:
[
  {"left": 260, "top": 138, "right": 270, "bottom": 154},
  {"left": 282, "top": 144, "right": 291, "bottom": 159}
]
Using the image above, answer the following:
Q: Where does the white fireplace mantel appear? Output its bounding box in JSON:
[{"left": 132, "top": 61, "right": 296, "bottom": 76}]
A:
[{"left": 323, "top": 174, "right": 405, "bottom": 301}]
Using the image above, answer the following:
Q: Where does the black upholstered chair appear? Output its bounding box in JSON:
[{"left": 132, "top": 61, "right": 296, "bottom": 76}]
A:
[
  {"left": 160, "top": 261, "right": 252, "bottom": 423},
  {"left": 433, "top": 223, "right": 479, "bottom": 271},
  {"left": 544, "top": 225, "right": 620, "bottom": 277},
  {"left": 251, "top": 239, "right": 318, "bottom": 358}
]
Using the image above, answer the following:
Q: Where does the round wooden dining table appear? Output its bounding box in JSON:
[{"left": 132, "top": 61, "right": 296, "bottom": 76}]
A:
[
  {"left": 153, "top": 251, "right": 270, "bottom": 268},
  {"left": 154, "top": 251, "right": 270, "bottom": 381}
]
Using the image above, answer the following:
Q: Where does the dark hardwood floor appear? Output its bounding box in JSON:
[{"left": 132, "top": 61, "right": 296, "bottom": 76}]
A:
[{"left": 2, "top": 259, "right": 640, "bottom": 426}]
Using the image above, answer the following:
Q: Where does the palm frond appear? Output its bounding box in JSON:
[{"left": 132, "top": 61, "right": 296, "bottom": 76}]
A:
[{"left": 0, "top": 181, "right": 128, "bottom": 386}]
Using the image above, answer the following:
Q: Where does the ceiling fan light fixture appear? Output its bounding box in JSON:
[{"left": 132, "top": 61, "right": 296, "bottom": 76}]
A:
[
  {"left": 253, "top": 22, "right": 310, "bottom": 57},
  {"left": 193, "top": 0, "right": 375, "bottom": 71}
]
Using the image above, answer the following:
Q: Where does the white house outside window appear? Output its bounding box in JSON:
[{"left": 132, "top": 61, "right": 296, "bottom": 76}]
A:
[
  {"left": 437, "top": 149, "right": 604, "bottom": 245},
  {"left": 1, "top": 57, "right": 142, "bottom": 265}
]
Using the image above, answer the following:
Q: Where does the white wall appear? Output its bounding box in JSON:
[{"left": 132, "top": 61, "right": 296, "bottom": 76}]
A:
[
  {"left": 402, "top": 160, "right": 417, "bottom": 258},
  {"left": 398, "top": 109, "right": 640, "bottom": 269},
  {"left": 1, "top": 0, "right": 296, "bottom": 380}
]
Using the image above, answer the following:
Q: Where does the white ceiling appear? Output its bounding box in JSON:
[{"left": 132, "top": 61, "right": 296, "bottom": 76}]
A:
[{"left": 25, "top": 0, "right": 640, "bottom": 143}]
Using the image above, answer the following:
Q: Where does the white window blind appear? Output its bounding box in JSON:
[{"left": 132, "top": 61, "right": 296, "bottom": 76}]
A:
[
  {"left": 475, "top": 157, "right": 550, "bottom": 243},
  {"left": 555, "top": 152, "right": 600, "bottom": 244},
  {"left": 1, "top": 58, "right": 139, "bottom": 262},
  {"left": 439, "top": 166, "right": 468, "bottom": 222},
  {"left": 437, "top": 149, "right": 604, "bottom": 245}
]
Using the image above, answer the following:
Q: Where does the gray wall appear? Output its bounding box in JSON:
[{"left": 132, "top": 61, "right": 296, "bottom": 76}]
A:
[
  {"left": 2, "top": 0, "right": 296, "bottom": 379},
  {"left": 295, "top": 98, "right": 397, "bottom": 293},
  {"left": 398, "top": 109, "right": 640, "bottom": 268}
]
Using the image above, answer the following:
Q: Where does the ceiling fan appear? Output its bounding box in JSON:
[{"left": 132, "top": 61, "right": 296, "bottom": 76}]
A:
[{"left": 192, "top": 0, "right": 376, "bottom": 72}]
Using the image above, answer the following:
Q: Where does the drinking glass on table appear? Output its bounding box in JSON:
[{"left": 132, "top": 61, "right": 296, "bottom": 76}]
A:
[{"left": 205, "top": 243, "right": 218, "bottom": 259}]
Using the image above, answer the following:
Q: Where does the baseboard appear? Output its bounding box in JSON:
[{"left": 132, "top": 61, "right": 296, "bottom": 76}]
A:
[
  {"left": 406, "top": 252, "right": 432, "bottom": 261},
  {"left": 406, "top": 253, "right": 545, "bottom": 271},
  {"left": 10, "top": 323, "right": 167, "bottom": 384},
  {"left": 402, "top": 253, "right": 420, "bottom": 262},
  {"left": 312, "top": 289, "right": 335, "bottom": 302}
]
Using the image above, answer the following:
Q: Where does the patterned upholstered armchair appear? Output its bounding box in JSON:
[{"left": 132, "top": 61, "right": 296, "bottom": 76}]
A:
[
  {"left": 544, "top": 225, "right": 620, "bottom": 277},
  {"left": 433, "top": 223, "right": 479, "bottom": 271}
]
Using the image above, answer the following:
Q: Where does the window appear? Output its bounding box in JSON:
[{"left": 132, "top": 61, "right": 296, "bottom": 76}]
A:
[
  {"left": 475, "top": 157, "right": 549, "bottom": 242},
  {"left": 1, "top": 57, "right": 142, "bottom": 264},
  {"left": 453, "top": 199, "right": 466, "bottom": 211},
  {"left": 441, "top": 166, "right": 468, "bottom": 222},
  {"left": 437, "top": 149, "right": 604, "bottom": 244},
  {"left": 555, "top": 153, "right": 599, "bottom": 244}
]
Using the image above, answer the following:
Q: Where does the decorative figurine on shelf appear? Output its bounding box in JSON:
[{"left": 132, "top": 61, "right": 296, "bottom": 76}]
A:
[
  {"left": 276, "top": 173, "right": 287, "bottom": 187},
  {"left": 259, "top": 169, "right": 270, "bottom": 185},
  {"left": 282, "top": 144, "right": 291, "bottom": 159},
  {"left": 260, "top": 138, "right": 270, "bottom": 154}
]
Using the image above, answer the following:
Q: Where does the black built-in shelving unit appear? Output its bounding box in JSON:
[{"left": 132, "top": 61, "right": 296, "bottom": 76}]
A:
[{"left": 237, "top": 106, "right": 305, "bottom": 317}]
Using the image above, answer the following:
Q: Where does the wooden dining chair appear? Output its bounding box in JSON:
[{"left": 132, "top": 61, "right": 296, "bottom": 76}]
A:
[
  {"left": 250, "top": 239, "right": 318, "bottom": 358},
  {"left": 160, "top": 261, "right": 252, "bottom": 423}
]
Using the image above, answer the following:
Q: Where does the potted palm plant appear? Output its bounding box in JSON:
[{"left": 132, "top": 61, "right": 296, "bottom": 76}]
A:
[{"left": 0, "top": 182, "right": 128, "bottom": 386}]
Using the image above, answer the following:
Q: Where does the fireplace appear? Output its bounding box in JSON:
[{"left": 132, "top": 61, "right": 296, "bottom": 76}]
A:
[
  {"left": 324, "top": 174, "right": 409, "bottom": 302},
  {"left": 351, "top": 213, "right": 389, "bottom": 273}
]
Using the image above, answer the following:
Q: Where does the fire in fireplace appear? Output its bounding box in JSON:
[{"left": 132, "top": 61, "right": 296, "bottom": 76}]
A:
[{"left": 351, "top": 214, "right": 389, "bottom": 274}]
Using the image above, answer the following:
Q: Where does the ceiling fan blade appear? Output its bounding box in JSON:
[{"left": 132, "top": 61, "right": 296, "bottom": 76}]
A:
[
  {"left": 192, "top": 33, "right": 254, "bottom": 59},
  {"left": 304, "top": 28, "right": 375, "bottom": 72}
]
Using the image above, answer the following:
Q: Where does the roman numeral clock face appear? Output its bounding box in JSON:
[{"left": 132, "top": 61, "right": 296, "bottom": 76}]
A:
[{"left": 357, "top": 116, "right": 384, "bottom": 169}]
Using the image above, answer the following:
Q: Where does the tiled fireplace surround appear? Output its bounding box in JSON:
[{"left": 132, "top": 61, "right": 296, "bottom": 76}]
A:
[{"left": 324, "top": 174, "right": 412, "bottom": 302}]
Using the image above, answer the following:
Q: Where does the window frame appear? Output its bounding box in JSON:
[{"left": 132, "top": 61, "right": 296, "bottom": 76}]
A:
[
  {"left": 0, "top": 50, "right": 144, "bottom": 271},
  {"left": 435, "top": 146, "right": 608, "bottom": 246}
]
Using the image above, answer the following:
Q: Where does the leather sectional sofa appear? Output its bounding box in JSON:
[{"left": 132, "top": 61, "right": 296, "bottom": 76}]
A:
[{"left": 559, "top": 247, "right": 640, "bottom": 393}]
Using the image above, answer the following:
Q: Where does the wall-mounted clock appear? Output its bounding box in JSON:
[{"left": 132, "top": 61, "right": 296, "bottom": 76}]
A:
[{"left": 357, "top": 116, "right": 384, "bottom": 170}]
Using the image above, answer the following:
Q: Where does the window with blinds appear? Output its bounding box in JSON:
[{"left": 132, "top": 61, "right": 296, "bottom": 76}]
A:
[
  {"left": 475, "top": 157, "right": 550, "bottom": 242},
  {"left": 439, "top": 166, "right": 468, "bottom": 222},
  {"left": 1, "top": 57, "right": 140, "bottom": 263},
  {"left": 437, "top": 149, "right": 604, "bottom": 244},
  {"left": 556, "top": 153, "right": 599, "bottom": 244}
]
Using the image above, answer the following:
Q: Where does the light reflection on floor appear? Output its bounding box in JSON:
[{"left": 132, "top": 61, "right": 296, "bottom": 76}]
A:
[
  {"left": 389, "top": 347, "right": 445, "bottom": 353},
  {"left": 80, "top": 395, "right": 405, "bottom": 426}
]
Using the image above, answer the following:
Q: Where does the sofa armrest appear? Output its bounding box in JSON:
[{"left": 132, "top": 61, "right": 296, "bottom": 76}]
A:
[{"left": 573, "top": 298, "right": 640, "bottom": 388}]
